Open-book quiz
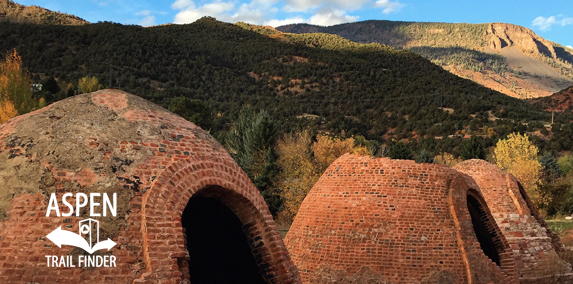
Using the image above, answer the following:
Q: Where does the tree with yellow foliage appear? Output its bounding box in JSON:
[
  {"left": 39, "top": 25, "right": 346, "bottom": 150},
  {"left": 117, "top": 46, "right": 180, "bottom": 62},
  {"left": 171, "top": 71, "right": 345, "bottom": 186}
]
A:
[
  {"left": 0, "top": 49, "right": 38, "bottom": 122},
  {"left": 312, "top": 134, "right": 369, "bottom": 172},
  {"left": 493, "top": 133, "right": 541, "bottom": 195},
  {"left": 434, "top": 152, "right": 463, "bottom": 167},
  {"left": 276, "top": 132, "right": 369, "bottom": 223},
  {"left": 0, "top": 100, "right": 17, "bottom": 123},
  {"left": 275, "top": 130, "right": 319, "bottom": 223},
  {"left": 78, "top": 76, "right": 102, "bottom": 93}
]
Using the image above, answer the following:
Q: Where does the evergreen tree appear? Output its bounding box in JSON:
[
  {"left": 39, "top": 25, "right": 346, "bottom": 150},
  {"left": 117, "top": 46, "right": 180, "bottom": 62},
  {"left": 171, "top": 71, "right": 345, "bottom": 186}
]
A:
[
  {"left": 539, "top": 152, "right": 563, "bottom": 179},
  {"left": 416, "top": 149, "right": 434, "bottom": 163},
  {"left": 168, "top": 96, "right": 213, "bottom": 130},
  {"left": 460, "top": 135, "right": 486, "bottom": 160},
  {"left": 388, "top": 142, "right": 414, "bottom": 160},
  {"left": 222, "top": 106, "right": 281, "bottom": 215},
  {"left": 41, "top": 76, "right": 60, "bottom": 94}
]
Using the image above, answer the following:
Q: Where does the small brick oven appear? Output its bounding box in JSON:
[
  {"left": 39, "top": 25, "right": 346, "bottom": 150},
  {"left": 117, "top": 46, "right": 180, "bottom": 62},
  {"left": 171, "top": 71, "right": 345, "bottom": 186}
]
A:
[
  {"left": 0, "top": 90, "right": 300, "bottom": 283},
  {"left": 285, "top": 154, "right": 518, "bottom": 284},
  {"left": 454, "top": 159, "right": 573, "bottom": 283}
]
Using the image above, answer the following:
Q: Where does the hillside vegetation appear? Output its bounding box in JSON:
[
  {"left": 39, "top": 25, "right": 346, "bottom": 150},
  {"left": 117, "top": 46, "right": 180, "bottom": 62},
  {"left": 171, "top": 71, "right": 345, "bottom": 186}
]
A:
[
  {"left": 533, "top": 85, "right": 573, "bottom": 112},
  {"left": 2, "top": 18, "right": 573, "bottom": 156},
  {"left": 2, "top": 15, "right": 573, "bottom": 220},
  {"left": 278, "top": 21, "right": 573, "bottom": 98},
  {"left": 0, "top": 0, "right": 87, "bottom": 26}
]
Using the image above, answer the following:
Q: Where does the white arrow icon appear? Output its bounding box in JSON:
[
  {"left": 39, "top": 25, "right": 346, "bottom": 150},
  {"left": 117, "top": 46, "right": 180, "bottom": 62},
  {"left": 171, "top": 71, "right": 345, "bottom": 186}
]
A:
[{"left": 46, "top": 226, "right": 116, "bottom": 254}]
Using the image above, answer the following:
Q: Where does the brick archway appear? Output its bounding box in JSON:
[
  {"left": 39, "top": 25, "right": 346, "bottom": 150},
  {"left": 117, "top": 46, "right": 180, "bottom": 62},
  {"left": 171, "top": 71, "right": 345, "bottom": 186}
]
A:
[
  {"left": 465, "top": 188, "right": 517, "bottom": 282},
  {"left": 137, "top": 158, "right": 300, "bottom": 284},
  {"left": 448, "top": 174, "right": 518, "bottom": 283}
]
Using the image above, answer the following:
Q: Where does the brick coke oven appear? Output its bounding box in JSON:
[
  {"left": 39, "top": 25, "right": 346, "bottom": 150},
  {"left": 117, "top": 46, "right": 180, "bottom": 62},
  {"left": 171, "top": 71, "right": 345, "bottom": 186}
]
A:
[
  {"left": 0, "top": 90, "right": 301, "bottom": 283},
  {"left": 285, "top": 154, "right": 518, "bottom": 284},
  {"left": 454, "top": 159, "right": 573, "bottom": 283}
]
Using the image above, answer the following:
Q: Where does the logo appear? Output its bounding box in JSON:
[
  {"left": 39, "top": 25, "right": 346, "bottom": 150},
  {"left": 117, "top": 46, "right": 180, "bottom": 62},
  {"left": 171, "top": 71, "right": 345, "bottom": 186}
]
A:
[
  {"left": 44, "top": 193, "right": 118, "bottom": 268},
  {"left": 46, "top": 219, "right": 117, "bottom": 254}
]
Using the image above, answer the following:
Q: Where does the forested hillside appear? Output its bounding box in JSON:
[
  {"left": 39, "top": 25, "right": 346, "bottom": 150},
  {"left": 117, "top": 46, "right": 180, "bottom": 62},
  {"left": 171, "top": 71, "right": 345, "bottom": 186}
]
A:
[
  {"left": 0, "top": 0, "right": 87, "bottom": 26},
  {"left": 533, "top": 85, "right": 573, "bottom": 112},
  {"left": 1, "top": 18, "right": 572, "bottom": 156},
  {"left": 278, "top": 21, "right": 573, "bottom": 99},
  {"left": 2, "top": 16, "right": 573, "bottom": 220}
]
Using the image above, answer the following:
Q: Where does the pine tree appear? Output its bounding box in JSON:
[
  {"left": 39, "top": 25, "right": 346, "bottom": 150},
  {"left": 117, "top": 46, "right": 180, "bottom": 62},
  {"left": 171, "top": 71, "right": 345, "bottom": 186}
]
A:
[
  {"left": 539, "top": 152, "right": 563, "bottom": 179},
  {"left": 222, "top": 106, "right": 280, "bottom": 215},
  {"left": 460, "top": 135, "right": 486, "bottom": 160},
  {"left": 168, "top": 96, "right": 213, "bottom": 130},
  {"left": 388, "top": 142, "right": 414, "bottom": 160},
  {"left": 416, "top": 149, "right": 434, "bottom": 163}
]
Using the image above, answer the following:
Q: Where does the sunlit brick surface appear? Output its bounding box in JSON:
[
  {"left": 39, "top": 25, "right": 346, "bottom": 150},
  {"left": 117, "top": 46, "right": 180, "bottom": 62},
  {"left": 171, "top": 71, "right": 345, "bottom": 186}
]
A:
[
  {"left": 0, "top": 90, "right": 300, "bottom": 284},
  {"left": 455, "top": 159, "right": 573, "bottom": 283},
  {"left": 285, "top": 154, "right": 518, "bottom": 284}
]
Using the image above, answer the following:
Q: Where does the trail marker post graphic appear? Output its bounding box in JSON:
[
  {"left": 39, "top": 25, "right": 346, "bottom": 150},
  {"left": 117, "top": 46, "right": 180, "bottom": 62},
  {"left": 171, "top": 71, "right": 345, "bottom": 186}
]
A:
[{"left": 46, "top": 219, "right": 116, "bottom": 254}]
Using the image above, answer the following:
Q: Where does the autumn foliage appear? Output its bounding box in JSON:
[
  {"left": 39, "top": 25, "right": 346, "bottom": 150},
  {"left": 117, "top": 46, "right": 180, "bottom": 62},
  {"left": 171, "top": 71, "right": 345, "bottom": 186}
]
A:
[
  {"left": 0, "top": 49, "right": 40, "bottom": 123},
  {"left": 276, "top": 132, "right": 368, "bottom": 223},
  {"left": 78, "top": 76, "right": 102, "bottom": 94},
  {"left": 433, "top": 152, "right": 463, "bottom": 167},
  {"left": 493, "top": 133, "right": 541, "bottom": 197}
]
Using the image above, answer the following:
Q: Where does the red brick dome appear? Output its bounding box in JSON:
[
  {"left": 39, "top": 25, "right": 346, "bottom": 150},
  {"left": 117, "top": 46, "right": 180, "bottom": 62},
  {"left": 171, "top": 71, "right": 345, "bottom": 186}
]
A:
[
  {"left": 285, "top": 154, "right": 517, "bottom": 284},
  {"left": 0, "top": 90, "right": 300, "bottom": 283},
  {"left": 454, "top": 159, "right": 573, "bottom": 282}
]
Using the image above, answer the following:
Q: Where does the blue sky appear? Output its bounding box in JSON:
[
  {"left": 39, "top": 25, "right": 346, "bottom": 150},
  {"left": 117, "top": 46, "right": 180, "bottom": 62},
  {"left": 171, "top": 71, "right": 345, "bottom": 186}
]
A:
[{"left": 18, "top": 0, "right": 573, "bottom": 47}]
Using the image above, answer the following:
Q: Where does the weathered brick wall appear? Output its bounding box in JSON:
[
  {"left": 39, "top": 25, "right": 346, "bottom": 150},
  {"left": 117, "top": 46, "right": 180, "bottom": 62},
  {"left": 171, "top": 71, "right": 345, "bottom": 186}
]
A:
[
  {"left": 454, "top": 159, "right": 573, "bottom": 283},
  {"left": 285, "top": 154, "right": 517, "bottom": 284},
  {"left": 0, "top": 90, "right": 301, "bottom": 283}
]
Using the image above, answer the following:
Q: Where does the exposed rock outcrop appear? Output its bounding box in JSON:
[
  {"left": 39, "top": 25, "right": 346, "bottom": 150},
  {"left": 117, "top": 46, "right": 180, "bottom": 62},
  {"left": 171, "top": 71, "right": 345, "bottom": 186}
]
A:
[{"left": 485, "top": 23, "right": 557, "bottom": 58}]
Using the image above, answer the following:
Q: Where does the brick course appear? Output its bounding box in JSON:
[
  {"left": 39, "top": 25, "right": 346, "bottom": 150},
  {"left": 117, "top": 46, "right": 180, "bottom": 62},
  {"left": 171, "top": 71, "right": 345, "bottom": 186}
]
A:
[
  {"left": 0, "top": 90, "right": 300, "bottom": 284},
  {"left": 455, "top": 159, "right": 573, "bottom": 283},
  {"left": 285, "top": 154, "right": 518, "bottom": 284}
]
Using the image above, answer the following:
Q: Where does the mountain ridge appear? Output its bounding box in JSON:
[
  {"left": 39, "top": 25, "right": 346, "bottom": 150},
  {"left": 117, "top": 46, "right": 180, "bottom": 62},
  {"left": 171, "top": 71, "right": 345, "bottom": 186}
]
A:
[
  {"left": 278, "top": 20, "right": 573, "bottom": 99},
  {"left": 1, "top": 17, "right": 557, "bottom": 147},
  {"left": 532, "top": 85, "right": 573, "bottom": 112},
  {"left": 0, "top": 0, "right": 88, "bottom": 26}
]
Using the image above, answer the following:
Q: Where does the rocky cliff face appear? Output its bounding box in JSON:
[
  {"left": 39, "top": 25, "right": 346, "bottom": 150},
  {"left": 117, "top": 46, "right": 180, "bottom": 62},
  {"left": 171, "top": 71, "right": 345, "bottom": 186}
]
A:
[
  {"left": 278, "top": 20, "right": 573, "bottom": 98},
  {"left": 485, "top": 23, "right": 557, "bottom": 58},
  {"left": 0, "top": 0, "right": 88, "bottom": 26}
]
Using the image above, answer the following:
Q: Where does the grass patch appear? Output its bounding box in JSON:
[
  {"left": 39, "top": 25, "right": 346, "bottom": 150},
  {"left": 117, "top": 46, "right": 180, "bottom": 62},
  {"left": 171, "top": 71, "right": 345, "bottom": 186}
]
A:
[
  {"left": 547, "top": 220, "right": 573, "bottom": 236},
  {"left": 279, "top": 229, "right": 289, "bottom": 238}
]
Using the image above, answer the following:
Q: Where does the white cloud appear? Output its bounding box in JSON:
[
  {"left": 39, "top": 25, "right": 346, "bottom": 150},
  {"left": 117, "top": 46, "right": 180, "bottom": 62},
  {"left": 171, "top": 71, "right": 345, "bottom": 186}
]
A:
[
  {"left": 136, "top": 10, "right": 152, "bottom": 16},
  {"left": 263, "top": 9, "right": 356, "bottom": 27},
  {"left": 171, "top": 0, "right": 391, "bottom": 27},
  {"left": 283, "top": 0, "right": 370, "bottom": 13},
  {"left": 171, "top": 0, "right": 194, "bottom": 10},
  {"left": 172, "top": 1, "right": 235, "bottom": 24},
  {"left": 567, "top": 45, "right": 573, "bottom": 49},
  {"left": 139, "top": 15, "right": 156, "bottom": 26},
  {"left": 172, "top": 0, "right": 279, "bottom": 24},
  {"left": 532, "top": 16, "right": 557, "bottom": 31},
  {"left": 94, "top": 0, "right": 114, "bottom": 7},
  {"left": 309, "top": 9, "right": 358, "bottom": 26},
  {"left": 135, "top": 10, "right": 167, "bottom": 27},
  {"left": 374, "top": 0, "right": 404, "bottom": 14},
  {"left": 532, "top": 15, "right": 573, "bottom": 31},
  {"left": 264, "top": 17, "right": 306, "bottom": 27}
]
